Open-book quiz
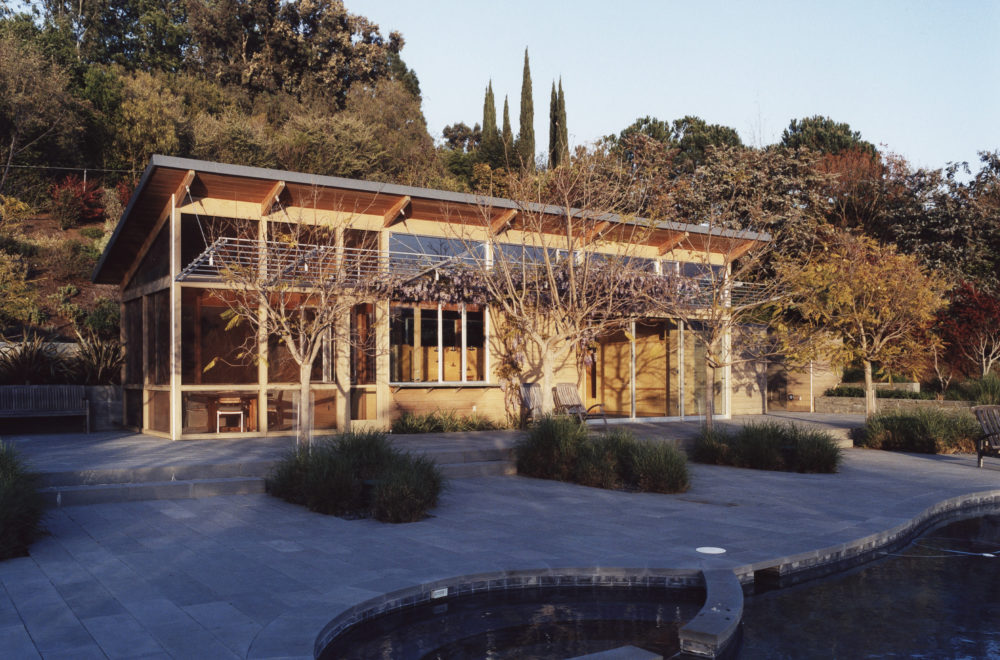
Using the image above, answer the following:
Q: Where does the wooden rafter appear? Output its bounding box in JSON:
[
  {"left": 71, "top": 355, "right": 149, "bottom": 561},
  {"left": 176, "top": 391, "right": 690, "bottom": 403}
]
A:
[
  {"left": 383, "top": 195, "right": 411, "bottom": 227},
  {"left": 581, "top": 220, "right": 610, "bottom": 245},
  {"left": 260, "top": 180, "right": 285, "bottom": 216},
  {"left": 119, "top": 169, "right": 196, "bottom": 288},
  {"left": 729, "top": 239, "right": 759, "bottom": 260},
  {"left": 657, "top": 231, "right": 689, "bottom": 255},
  {"left": 489, "top": 208, "right": 517, "bottom": 234}
]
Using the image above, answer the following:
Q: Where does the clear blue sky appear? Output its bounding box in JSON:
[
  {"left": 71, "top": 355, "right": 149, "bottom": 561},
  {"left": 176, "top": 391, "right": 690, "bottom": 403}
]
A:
[{"left": 351, "top": 0, "right": 998, "bottom": 171}]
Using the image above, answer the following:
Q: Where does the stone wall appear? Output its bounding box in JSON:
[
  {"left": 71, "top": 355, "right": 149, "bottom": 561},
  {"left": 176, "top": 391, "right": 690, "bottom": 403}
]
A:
[
  {"left": 840, "top": 381, "right": 921, "bottom": 393},
  {"left": 86, "top": 385, "right": 122, "bottom": 430},
  {"left": 816, "top": 396, "right": 973, "bottom": 415}
]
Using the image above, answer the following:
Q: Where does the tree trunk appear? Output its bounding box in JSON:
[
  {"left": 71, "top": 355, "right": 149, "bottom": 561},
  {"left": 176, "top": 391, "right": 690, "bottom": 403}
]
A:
[
  {"left": 863, "top": 359, "right": 878, "bottom": 418},
  {"left": 540, "top": 352, "right": 555, "bottom": 414},
  {"left": 703, "top": 358, "right": 716, "bottom": 431},
  {"left": 298, "top": 362, "right": 313, "bottom": 449},
  {"left": 0, "top": 136, "right": 17, "bottom": 195}
]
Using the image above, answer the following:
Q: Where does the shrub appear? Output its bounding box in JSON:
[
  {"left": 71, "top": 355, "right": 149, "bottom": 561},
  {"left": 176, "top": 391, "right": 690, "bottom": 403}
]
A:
[
  {"left": 0, "top": 195, "right": 33, "bottom": 227},
  {"left": 0, "top": 441, "right": 45, "bottom": 560},
  {"left": 515, "top": 414, "right": 587, "bottom": 481},
  {"left": 0, "top": 333, "right": 68, "bottom": 384},
  {"left": 373, "top": 456, "right": 444, "bottom": 523},
  {"left": 0, "top": 229, "right": 38, "bottom": 257},
  {"left": 79, "top": 297, "right": 120, "bottom": 339},
  {"left": 965, "top": 375, "right": 1000, "bottom": 405},
  {"left": 824, "top": 386, "right": 934, "bottom": 400},
  {"left": 49, "top": 240, "right": 98, "bottom": 281},
  {"left": 630, "top": 441, "right": 690, "bottom": 493},
  {"left": 69, "top": 331, "right": 123, "bottom": 385},
  {"left": 50, "top": 175, "right": 103, "bottom": 230},
  {"left": 79, "top": 227, "right": 104, "bottom": 240},
  {"left": 266, "top": 431, "right": 444, "bottom": 523},
  {"left": 516, "top": 420, "right": 690, "bottom": 494},
  {"left": 0, "top": 253, "right": 42, "bottom": 331},
  {"left": 391, "top": 410, "right": 505, "bottom": 433},
  {"left": 853, "top": 409, "right": 981, "bottom": 454},
  {"left": 692, "top": 422, "right": 842, "bottom": 473}
]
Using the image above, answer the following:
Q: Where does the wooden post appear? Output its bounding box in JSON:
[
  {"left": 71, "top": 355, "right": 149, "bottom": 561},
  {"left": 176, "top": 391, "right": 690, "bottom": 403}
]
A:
[
  {"left": 169, "top": 195, "right": 182, "bottom": 440},
  {"left": 375, "top": 230, "right": 391, "bottom": 426},
  {"left": 258, "top": 216, "right": 268, "bottom": 433}
]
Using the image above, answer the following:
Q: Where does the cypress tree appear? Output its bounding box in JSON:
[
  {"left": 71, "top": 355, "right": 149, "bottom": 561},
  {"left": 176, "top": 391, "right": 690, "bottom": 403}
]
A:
[
  {"left": 482, "top": 81, "right": 498, "bottom": 143},
  {"left": 516, "top": 48, "right": 535, "bottom": 170},
  {"left": 548, "top": 81, "right": 558, "bottom": 168},
  {"left": 557, "top": 78, "right": 569, "bottom": 165},
  {"left": 501, "top": 95, "right": 513, "bottom": 161}
]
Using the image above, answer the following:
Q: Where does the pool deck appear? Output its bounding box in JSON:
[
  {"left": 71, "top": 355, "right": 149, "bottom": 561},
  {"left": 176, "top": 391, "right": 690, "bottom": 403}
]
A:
[{"left": 2, "top": 417, "right": 1000, "bottom": 659}]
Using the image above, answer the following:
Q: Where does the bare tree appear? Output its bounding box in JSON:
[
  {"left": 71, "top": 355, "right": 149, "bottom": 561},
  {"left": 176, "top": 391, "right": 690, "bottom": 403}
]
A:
[
  {"left": 194, "top": 189, "right": 393, "bottom": 446},
  {"left": 467, "top": 146, "right": 657, "bottom": 414}
]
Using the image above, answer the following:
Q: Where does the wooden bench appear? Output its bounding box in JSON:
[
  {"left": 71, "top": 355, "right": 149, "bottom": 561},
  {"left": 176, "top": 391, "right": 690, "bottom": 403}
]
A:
[
  {"left": 973, "top": 405, "right": 1000, "bottom": 468},
  {"left": 0, "top": 385, "right": 89, "bottom": 433}
]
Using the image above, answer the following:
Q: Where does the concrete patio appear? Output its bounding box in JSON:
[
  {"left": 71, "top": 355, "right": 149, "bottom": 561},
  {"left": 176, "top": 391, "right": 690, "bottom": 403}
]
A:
[{"left": 3, "top": 414, "right": 999, "bottom": 658}]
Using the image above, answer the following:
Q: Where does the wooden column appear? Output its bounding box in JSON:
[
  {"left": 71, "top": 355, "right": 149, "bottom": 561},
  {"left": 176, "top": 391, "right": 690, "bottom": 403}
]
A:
[
  {"left": 257, "top": 216, "right": 269, "bottom": 433},
  {"left": 375, "top": 230, "right": 391, "bottom": 426},
  {"left": 169, "top": 195, "right": 182, "bottom": 440}
]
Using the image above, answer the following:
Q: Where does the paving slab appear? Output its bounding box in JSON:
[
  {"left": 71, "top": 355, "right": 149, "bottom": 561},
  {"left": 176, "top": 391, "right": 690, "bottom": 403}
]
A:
[{"left": 9, "top": 414, "right": 999, "bottom": 659}]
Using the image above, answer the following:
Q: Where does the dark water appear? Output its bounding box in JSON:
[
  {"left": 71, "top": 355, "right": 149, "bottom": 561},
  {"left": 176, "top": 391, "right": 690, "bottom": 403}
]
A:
[
  {"left": 740, "top": 514, "right": 1000, "bottom": 659},
  {"left": 319, "top": 586, "right": 702, "bottom": 660}
]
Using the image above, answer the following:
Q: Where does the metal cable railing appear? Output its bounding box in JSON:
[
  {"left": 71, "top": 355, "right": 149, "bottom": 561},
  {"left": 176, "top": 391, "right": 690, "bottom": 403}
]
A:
[{"left": 175, "top": 237, "right": 779, "bottom": 306}]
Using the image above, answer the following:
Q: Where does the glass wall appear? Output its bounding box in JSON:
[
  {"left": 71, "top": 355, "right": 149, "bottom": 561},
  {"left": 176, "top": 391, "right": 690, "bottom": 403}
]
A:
[
  {"left": 390, "top": 303, "right": 487, "bottom": 384},
  {"left": 683, "top": 323, "right": 724, "bottom": 416}
]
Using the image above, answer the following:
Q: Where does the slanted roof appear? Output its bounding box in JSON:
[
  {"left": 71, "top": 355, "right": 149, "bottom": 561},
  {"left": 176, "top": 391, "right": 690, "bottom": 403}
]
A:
[{"left": 93, "top": 154, "right": 770, "bottom": 285}]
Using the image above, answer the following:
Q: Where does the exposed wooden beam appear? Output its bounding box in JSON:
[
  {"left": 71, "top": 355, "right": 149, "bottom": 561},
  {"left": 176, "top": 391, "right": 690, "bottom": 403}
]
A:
[
  {"left": 382, "top": 195, "right": 411, "bottom": 227},
  {"left": 729, "top": 239, "right": 759, "bottom": 260},
  {"left": 657, "top": 231, "right": 689, "bottom": 255},
  {"left": 119, "top": 170, "right": 196, "bottom": 288},
  {"left": 581, "top": 221, "right": 609, "bottom": 245},
  {"left": 489, "top": 208, "right": 517, "bottom": 234},
  {"left": 260, "top": 180, "right": 285, "bottom": 216}
]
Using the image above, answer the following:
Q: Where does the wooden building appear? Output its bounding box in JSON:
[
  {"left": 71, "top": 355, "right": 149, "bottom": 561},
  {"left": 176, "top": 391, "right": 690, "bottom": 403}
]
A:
[{"left": 93, "top": 155, "right": 771, "bottom": 439}]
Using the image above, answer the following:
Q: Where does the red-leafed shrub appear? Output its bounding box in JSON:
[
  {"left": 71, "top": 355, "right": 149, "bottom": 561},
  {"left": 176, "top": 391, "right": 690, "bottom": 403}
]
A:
[
  {"left": 50, "top": 175, "right": 104, "bottom": 230},
  {"left": 936, "top": 282, "right": 1000, "bottom": 379}
]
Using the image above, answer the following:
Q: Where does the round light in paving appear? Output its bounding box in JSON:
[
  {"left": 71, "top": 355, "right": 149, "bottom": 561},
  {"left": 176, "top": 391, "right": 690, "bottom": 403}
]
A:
[{"left": 696, "top": 546, "right": 727, "bottom": 555}]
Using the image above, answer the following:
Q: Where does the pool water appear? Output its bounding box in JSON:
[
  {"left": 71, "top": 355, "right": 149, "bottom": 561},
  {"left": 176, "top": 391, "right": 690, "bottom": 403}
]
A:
[
  {"left": 740, "top": 514, "right": 1000, "bottom": 659},
  {"left": 319, "top": 586, "right": 702, "bottom": 660}
]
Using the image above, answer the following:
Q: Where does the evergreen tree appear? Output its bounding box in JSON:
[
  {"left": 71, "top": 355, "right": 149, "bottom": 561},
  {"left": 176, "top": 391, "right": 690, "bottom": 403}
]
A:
[
  {"left": 556, "top": 78, "right": 569, "bottom": 165},
  {"left": 482, "top": 81, "right": 498, "bottom": 144},
  {"left": 501, "top": 95, "right": 513, "bottom": 161},
  {"left": 548, "top": 81, "right": 558, "bottom": 168},
  {"left": 516, "top": 48, "right": 535, "bottom": 170}
]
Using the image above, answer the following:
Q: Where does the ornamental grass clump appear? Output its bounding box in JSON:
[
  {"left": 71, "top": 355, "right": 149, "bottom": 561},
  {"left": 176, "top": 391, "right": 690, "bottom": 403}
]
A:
[
  {"left": 693, "top": 421, "right": 842, "bottom": 473},
  {"left": 266, "top": 431, "right": 445, "bottom": 523},
  {"left": 515, "top": 417, "right": 689, "bottom": 493},
  {"left": 0, "top": 441, "right": 45, "bottom": 560},
  {"left": 853, "top": 409, "right": 981, "bottom": 454}
]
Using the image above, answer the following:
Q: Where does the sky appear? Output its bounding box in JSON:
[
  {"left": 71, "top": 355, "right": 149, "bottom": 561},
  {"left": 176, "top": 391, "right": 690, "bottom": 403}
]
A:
[{"left": 351, "top": 0, "right": 999, "bottom": 171}]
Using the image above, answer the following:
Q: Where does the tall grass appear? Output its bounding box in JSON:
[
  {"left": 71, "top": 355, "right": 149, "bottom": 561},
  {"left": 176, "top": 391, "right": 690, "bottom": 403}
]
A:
[
  {"left": 693, "top": 421, "right": 842, "bottom": 473},
  {"left": 266, "top": 431, "right": 445, "bottom": 523},
  {"left": 0, "top": 442, "right": 45, "bottom": 560},
  {"left": 853, "top": 409, "right": 981, "bottom": 454},
  {"left": 516, "top": 416, "right": 689, "bottom": 493}
]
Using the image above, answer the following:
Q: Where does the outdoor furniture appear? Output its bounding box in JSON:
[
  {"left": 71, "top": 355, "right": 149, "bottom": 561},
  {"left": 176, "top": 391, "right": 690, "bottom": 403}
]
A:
[
  {"left": 217, "top": 397, "right": 245, "bottom": 433},
  {"left": 553, "top": 382, "right": 607, "bottom": 427},
  {"left": 0, "top": 385, "right": 89, "bottom": 432},
  {"left": 973, "top": 405, "right": 1000, "bottom": 468},
  {"left": 520, "top": 382, "right": 543, "bottom": 426}
]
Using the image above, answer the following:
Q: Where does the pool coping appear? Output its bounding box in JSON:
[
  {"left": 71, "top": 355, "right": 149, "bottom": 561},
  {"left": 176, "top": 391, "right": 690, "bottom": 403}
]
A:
[{"left": 248, "top": 488, "right": 1000, "bottom": 660}]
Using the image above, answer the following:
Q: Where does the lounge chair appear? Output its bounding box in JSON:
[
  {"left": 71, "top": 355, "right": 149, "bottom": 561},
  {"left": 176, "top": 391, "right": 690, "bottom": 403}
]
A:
[
  {"left": 520, "top": 382, "right": 542, "bottom": 427},
  {"left": 553, "top": 382, "right": 607, "bottom": 427},
  {"left": 972, "top": 405, "right": 1000, "bottom": 468}
]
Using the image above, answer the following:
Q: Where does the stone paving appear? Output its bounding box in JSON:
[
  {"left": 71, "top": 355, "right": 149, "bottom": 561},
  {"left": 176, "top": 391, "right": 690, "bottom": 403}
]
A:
[{"left": 3, "top": 415, "right": 999, "bottom": 658}]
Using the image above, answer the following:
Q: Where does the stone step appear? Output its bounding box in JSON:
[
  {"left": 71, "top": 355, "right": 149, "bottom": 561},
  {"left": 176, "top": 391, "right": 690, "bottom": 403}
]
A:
[
  {"left": 411, "top": 446, "right": 514, "bottom": 465},
  {"left": 39, "top": 460, "right": 277, "bottom": 488},
  {"left": 40, "top": 476, "right": 265, "bottom": 508},
  {"left": 438, "top": 460, "right": 517, "bottom": 478}
]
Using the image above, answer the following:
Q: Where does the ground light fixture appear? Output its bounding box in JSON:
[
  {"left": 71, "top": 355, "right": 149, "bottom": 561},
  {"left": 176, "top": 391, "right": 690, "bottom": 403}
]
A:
[{"left": 696, "top": 546, "right": 727, "bottom": 555}]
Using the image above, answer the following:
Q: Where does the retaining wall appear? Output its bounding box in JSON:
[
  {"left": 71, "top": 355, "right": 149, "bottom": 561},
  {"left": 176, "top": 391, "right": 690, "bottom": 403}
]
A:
[{"left": 816, "top": 396, "right": 973, "bottom": 415}]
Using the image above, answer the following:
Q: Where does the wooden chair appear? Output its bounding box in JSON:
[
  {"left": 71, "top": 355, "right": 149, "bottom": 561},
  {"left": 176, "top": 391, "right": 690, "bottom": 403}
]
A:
[
  {"left": 520, "top": 382, "right": 542, "bottom": 427},
  {"left": 972, "top": 405, "right": 1000, "bottom": 468},
  {"left": 553, "top": 382, "right": 607, "bottom": 427}
]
